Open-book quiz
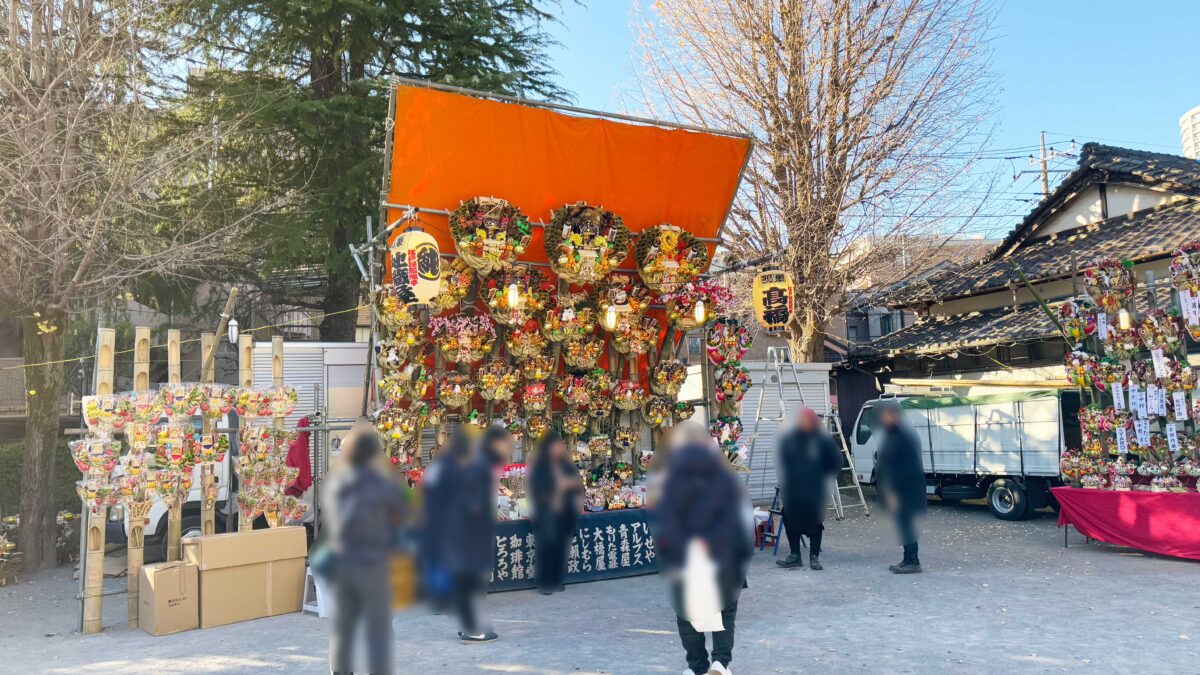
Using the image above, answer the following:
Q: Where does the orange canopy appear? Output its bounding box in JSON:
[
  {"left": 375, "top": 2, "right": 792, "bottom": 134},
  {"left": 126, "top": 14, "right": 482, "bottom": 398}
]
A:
[{"left": 383, "top": 84, "right": 751, "bottom": 274}]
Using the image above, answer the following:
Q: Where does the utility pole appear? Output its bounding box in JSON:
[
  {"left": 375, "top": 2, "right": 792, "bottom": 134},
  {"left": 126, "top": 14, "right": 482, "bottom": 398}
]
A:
[
  {"left": 1039, "top": 131, "right": 1050, "bottom": 197},
  {"left": 1017, "top": 132, "right": 1076, "bottom": 197}
]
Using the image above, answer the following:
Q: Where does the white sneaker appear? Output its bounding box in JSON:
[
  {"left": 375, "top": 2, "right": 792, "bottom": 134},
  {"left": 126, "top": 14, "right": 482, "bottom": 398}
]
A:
[{"left": 707, "top": 663, "right": 731, "bottom": 675}]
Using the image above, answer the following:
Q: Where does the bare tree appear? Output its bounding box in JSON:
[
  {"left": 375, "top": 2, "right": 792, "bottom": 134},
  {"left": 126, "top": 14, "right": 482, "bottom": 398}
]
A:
[
  {"left": 0, "top": 0, "right": 281, "bottom": 569},
  {"left": 632, "top": 0, "right": 998, "bottom": 360}
]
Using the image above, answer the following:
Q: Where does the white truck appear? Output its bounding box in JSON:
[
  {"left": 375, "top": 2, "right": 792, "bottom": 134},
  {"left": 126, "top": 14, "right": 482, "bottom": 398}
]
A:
[
  {"left": 850, "top": 390, "right": 1082, "bottom": 520},
  {"left": 106, "top": 341, "right": 368, "bottom": 560}
]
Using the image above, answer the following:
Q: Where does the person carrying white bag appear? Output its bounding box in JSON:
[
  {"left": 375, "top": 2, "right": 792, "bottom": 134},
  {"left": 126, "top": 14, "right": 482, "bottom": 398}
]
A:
[{"left": 652, "top": 423, "right": 753, "bottom": 675}]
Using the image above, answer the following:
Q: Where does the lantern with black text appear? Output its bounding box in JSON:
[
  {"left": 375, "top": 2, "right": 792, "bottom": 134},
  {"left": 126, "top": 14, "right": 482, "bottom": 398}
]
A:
[
  {"left": 389, "top": 229, "right": 442, "bottom": 304},
  {"left": 752, "top": 270, "right": 795, "bottom": 331}
]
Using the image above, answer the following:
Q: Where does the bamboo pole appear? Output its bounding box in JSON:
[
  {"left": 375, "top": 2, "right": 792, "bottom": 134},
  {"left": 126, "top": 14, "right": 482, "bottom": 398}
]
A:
[
  {"left": 127, "top": 327, "right": 152, "bottom": 627},
  {"left": 238, "top": 335, "right": 254, "bottom": 388},
  {"left": 96, "top": 329, "right": 115, "bottom": 396},
  {"left": 199, "top": 332, "right": 217, "bottom": 537},
  {"left": 82, "top": 329, "right": 117, "bottom": 634},
  {"left": 167, "top": 330, "right": 181, "bottom": 384},
  {"left": 164, "top": 329, "right": 184, "bottom": 561},
  {"left": 199, "top": 288, "right": 240, "bottom": 537},
  {"left": 237, "top": 334, "right": 253, "bottom": 532},
  {"left": 82, "top": 506, "right": 107, "bottom": 634}
]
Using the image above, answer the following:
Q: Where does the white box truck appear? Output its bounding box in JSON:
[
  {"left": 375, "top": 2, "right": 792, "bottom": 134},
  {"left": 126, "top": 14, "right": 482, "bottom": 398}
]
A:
[{"left": 850, "top": 389, "right": 1082, "bottom": 520}]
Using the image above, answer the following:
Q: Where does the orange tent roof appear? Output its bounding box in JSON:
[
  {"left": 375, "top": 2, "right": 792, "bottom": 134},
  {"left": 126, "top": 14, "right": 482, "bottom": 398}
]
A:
[{"left": 383, "top": 83, "right": 752, "bottom": 275}]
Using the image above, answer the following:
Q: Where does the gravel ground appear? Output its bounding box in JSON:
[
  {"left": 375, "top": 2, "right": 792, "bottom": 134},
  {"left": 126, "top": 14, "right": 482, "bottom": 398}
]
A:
[{"left": 1, "top": 497, "right": 1198, "bottom": 674}]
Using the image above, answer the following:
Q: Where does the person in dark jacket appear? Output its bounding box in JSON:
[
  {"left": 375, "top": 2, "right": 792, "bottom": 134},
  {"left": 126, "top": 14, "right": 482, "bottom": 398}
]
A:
[
  {"left": 326, "top": 425, "right": 406, "bottom": 675},
  {"left": 529, "top": 432, "right": 582, "bottom": 595},
  {"left": 653, "top": 423, "right": 752, "bottom": 675},
  {"left": 441, "top": 427, "right": 506, "bottom": 643},
  {"left": 874, "top": 401, "right": 927, "bottom": 574},
  {"left": 775, "top": 407, "right": 842, "bottom": 570}
]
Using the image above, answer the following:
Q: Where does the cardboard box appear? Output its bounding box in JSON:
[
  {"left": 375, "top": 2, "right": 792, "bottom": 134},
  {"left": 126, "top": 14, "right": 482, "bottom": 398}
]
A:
[
  {"left": 139, "top": 561, "right": 199, "bottom": 636},
  {"left": 183, "top": 526, "right": 307, "bottom": 628}
]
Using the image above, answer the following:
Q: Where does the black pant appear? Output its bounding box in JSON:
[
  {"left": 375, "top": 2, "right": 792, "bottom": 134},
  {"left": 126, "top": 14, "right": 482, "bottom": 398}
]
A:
[
  {"left": 676, "top": 601, "right": 738, "bottom": 673},
  {"left": 782, "top": 501, "right": 824, "bottom": 556},
  {"left": 895, "top": 513, "right": 920, "bottom": 561},
  {"left": 452, "top": 573, "right": 484, "bottom": 635},
  {"left": 533, "top": 512, "right": 576, "bottom": 592}
]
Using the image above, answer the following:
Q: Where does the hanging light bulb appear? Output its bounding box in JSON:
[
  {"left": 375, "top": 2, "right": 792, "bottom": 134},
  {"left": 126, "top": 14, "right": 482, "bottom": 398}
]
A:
[
  {"left": 507, "top": 282, "right": 521, "bottom": 309},
  {"left": 603, "top": 304, "right": 619, "bottom": 331},
  {"left": 1118, "top": 308, "right": 1132, "bottom": 330},
  {"left": 693, "top": 299, "right": 707, "bottom": 324}
]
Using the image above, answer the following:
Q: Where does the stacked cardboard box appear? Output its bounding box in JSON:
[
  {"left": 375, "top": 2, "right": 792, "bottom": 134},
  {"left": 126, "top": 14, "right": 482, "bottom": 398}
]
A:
[
  {"left": 139, "top": 561, "right": 199, "bottom": 636},
  {"left": 183, "top": 526, "right": 307, "bottom": 628}
]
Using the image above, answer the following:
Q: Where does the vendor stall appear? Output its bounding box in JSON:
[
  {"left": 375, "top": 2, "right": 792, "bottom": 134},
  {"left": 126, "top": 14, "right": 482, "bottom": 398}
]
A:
[
  {"left": 365, "top": 79, "right": 754, "bottom": 589},
  {"left": 1053, "top": 486, "right": 1200, "bottom": 560},
  {"left": 1047, "top": 250, "right": 1200, "bottom": 561}
]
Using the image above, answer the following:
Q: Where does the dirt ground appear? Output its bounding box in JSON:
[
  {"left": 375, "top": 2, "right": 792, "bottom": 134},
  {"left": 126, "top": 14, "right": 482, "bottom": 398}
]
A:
[{"left": 1, "top": 496, "right": 1197, "bottom": 674}]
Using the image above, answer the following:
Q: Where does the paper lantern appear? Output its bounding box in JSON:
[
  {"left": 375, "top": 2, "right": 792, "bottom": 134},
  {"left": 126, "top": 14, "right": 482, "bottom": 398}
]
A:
[
  {"left": 752, "top": 270, "right": 795, "bottom": 331},
  {"left": 389, "top": 229, "right": 442, "bottom": 304}
]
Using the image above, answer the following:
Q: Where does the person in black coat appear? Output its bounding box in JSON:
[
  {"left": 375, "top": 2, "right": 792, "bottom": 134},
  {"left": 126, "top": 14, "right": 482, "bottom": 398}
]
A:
[
  {"left": 439, "top": 427, "right": 506, "bottom": 643},
  {"left": 652, "top": 424, "right": 752, "bottom": 675},
  {"left": 874, "top": 401, "right": 927, "bottom": 574},
  {"left": 529, "top": 432, "right": 583, "bottom": 595},
  {"left": 775, "top": 407, "right": 842, "bottom": 570}
]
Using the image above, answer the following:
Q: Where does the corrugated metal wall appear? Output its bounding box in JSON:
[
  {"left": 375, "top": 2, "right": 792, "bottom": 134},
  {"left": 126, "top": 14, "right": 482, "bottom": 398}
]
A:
[
  {"left": 252, "top": 344, "right": 324, "bottom": 428},
  {"left": 740, "top": 361, "right": 832, "bottom": 502}
]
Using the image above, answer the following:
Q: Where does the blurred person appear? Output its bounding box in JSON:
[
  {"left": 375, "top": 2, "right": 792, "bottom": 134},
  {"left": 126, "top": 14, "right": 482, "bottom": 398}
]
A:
[
  {"left": 529, "top": 432, "right": 583, "bottom": 594},
  {"left": 874, "top": 402, "right": 926, "bottom": 574},
  {"left": 652, "top": 422, "right": 752, "bottom": 675},
  {"left": 324, "top": 424, "right": 407, "bottom": 675},
  {"left": 440, "top": 426, "right": 507, "bottom": 643},
  {"left": 419, "top": 442, "right": 453, "bottom": 612},
  {"left": 774, "top": 408, "right": 842, "bottom": 570}
]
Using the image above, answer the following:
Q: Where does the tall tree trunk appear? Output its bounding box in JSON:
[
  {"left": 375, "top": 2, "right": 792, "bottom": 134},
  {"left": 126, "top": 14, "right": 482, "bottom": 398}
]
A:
[
  {"left": 788, "top": 314, "right": 825, "bottom": 364},
  {"left": 19, "top": 312, "right": 66, "bottom": 572},
  {"left": 319, "top": 222, "right": 359, "bottom": 341}
]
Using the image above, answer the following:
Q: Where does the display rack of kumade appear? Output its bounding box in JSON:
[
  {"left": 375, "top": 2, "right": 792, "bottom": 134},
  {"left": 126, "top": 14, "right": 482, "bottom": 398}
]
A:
[
  {"left": 374, "top": 200, "right": 753, "bottom": 589},
  {"left": 73, "top": 326, "right": 310, "bottom": 635},
  {"left": 1052, "top": 249, "right": 1200, "bottom": 561}
]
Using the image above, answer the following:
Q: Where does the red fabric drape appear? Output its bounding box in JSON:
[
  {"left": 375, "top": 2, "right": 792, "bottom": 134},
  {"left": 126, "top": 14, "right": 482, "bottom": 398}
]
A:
[
  {"left": 1053, "top": 487, "right": 1200, "bottom": 561},
  {"left": 286, "top": 416, "right": 313, "bottom": 497}
]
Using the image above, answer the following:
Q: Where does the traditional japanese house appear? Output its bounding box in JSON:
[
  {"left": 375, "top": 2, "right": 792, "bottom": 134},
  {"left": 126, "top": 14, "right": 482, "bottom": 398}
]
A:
[{"left": 846, "top": 144, "right": 1200, "bottom": 393}]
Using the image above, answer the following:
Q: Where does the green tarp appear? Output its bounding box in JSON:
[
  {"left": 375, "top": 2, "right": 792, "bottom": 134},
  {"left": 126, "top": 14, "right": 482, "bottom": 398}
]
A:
[{"left": 898, "top": 389, "right": 1058, "bottom": 410}]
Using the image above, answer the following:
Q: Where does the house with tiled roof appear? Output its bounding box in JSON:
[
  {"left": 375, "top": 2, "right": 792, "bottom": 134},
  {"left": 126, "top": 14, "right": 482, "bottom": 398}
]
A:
[{"left": 846, "top": 143, "right": 1200, "bottom": 393}]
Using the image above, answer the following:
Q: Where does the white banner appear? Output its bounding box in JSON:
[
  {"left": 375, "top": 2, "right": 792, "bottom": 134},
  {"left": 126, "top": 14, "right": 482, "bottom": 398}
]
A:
[{"left": 1111, "top": 380, "right": 1125, "bottom": 410}]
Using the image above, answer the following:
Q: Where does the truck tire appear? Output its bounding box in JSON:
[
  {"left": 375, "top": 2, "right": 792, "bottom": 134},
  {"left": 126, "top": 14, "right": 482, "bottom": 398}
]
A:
[{"left": 987, "top": 479, "right": 1029, "bottom": 521}]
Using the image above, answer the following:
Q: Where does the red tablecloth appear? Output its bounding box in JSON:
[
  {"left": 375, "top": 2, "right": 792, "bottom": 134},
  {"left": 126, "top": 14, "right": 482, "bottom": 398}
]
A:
[{"left": 1052, "top": 487, "right": 1200, "bottom": 561}]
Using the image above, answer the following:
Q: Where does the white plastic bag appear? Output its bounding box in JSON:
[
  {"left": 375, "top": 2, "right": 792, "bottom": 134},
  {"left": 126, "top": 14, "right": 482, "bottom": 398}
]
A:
[{"left": 682, "top": 538, "right": 724, "bottom": 632}]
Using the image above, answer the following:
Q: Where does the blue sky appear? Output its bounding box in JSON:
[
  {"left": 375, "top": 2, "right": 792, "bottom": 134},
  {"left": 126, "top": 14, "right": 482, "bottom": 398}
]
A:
[{"left": 546, "top": 0, "right": 1200, "bottom": 204}]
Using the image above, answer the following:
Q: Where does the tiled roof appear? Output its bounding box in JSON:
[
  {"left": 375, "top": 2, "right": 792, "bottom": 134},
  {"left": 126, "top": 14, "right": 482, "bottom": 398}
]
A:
[
  {"left": 1075, "top": 143, "right": 1200, "bottom": 192},
  {"left": 884, "top": 200, "right": 1200, "bottom": 306},
  {"left": 990, "top": 144, "right": 1200, "bottom": 261},
  {"left": 847, "top": 302, "right": 1057, "bottom": 360}
]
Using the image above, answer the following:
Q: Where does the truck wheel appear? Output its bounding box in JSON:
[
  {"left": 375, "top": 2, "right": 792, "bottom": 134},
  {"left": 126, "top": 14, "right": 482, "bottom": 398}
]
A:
[{"left": 987, "top": 479, "right": 1028, "bottom": 521}]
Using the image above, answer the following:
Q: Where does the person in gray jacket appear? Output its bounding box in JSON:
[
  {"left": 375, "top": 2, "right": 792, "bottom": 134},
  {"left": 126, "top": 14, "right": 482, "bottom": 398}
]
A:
[{"left": 326, "top": 426, "right": 407, "bottom": 674}]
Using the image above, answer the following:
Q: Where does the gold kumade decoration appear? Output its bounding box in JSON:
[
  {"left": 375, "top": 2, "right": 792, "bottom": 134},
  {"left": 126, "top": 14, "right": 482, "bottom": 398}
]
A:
[
  {"left": 450, "top": 197, "right": 533, "bottom": 275},
  {"left": 546, "top": 203, "right": 631, "bottom": 284},
  {"left": 635, "top": 224, "right": 709, "bottom": 293}
]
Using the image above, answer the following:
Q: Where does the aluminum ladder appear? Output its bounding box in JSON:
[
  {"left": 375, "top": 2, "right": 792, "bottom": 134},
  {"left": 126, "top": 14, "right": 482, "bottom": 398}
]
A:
[{"left": 748, "top": 347, "right": 869, "bottom": 557}]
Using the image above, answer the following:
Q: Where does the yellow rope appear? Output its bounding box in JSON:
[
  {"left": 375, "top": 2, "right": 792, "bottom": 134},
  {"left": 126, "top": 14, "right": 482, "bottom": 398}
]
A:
[{"left": 3, "top": 304, "right": 369, "bottom": 371}]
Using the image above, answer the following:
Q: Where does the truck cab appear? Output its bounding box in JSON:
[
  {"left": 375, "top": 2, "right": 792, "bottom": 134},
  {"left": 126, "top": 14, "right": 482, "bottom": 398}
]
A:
[{"left": 851, "top": 390, "right": 1080, "bottom": 521}]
